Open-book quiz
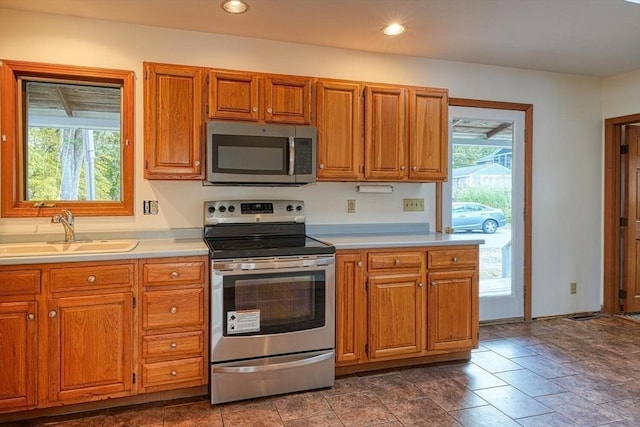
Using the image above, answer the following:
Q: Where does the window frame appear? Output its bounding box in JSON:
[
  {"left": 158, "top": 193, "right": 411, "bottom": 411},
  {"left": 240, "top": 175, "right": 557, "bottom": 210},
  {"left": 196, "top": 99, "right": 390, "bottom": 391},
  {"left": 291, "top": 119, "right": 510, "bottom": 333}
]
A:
[{"left": 0, "top": 60, "right": 134, "bottom": 217}]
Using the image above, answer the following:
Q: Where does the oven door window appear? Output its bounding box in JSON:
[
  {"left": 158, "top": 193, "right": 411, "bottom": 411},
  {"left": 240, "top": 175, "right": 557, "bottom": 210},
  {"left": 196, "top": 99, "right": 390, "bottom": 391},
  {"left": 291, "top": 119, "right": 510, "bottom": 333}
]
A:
[{"left": 223, "top": 270, "right": 325, "bottom": 336}]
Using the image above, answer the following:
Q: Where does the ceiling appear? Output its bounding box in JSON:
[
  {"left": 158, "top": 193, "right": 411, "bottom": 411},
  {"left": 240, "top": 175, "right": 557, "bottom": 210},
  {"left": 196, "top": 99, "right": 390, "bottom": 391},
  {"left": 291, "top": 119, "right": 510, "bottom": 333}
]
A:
[{"left": 1, "top": 0, "right": 639, "bottom": 77}]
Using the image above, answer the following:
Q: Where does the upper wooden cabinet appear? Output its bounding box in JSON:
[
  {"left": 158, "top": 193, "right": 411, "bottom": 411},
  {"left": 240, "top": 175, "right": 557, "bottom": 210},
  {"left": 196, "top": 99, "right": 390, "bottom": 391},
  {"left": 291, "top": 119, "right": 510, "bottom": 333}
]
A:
[
  {"left": 208, "top": 71, "right": 259, "bottom": 121},
  {"left": 409, "top": 88, "right": 448, "bottom": 181},
  {"left": 315, "top": 80, "right": 362, "bottom": 180},
  {"left": 209, "top": 70, "right": 312, "bottom": 125},
  {"left": 364, "top": 85, "right": 407, "bottom": 181},
  {"left": 316, "top": 80, "right": 448, "bottom": 183},
  {"left": 144, "top": 62, "right": 205, "bottom": 180}
]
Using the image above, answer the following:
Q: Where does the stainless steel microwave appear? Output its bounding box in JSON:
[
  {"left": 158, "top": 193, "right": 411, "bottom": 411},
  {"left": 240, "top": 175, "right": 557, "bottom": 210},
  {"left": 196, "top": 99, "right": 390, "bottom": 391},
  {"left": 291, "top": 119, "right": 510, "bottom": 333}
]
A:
[{"left": 206, "top": 121, "right": 317, "bottom": 185}]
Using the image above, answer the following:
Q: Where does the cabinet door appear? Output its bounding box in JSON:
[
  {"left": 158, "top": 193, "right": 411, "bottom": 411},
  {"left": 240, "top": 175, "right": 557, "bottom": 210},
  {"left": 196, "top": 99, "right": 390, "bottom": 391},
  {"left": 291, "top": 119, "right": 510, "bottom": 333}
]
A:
[
  {"left": 316, "top": 81, "right": 363, "bottom": 181},
  {"left": 408, "top": 88, "right": 448, "bottom": 181},
  {"left": 144, "top": 62, "right": 204, "bottom": 179},
  {"left": 368, "top": 273, "right": 423, "bottom": 359},
  {"left": 364, "top": 86, "right": 407, "bottom": 181},
  {"left": 208, "top": 71, "right": 259, "bottom": 121},
  {"left": 48, "top": 293, "right": 133, "bottom": 402},
  {"left": 265, "top": 76, "right": 311, "bottom": 124},
  {"left": 0, "top": 302, "right": 37, "bottom": 411},
  {"left": 335, "top": 252, "right": 365, "bottom": 365},
  {"left": 427, "top": 270, "right": 478, "bottom": 351}
]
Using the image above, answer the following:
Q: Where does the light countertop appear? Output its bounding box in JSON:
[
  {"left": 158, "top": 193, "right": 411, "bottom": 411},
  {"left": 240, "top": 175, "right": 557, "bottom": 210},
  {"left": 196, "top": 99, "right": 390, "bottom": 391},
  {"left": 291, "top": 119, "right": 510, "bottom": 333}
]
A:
[
  {"left": 0, "top": 237, "right": 209, "bottom": 266},
  {"left": 316, "top": 232, "right": 484, "bottom": 250}
]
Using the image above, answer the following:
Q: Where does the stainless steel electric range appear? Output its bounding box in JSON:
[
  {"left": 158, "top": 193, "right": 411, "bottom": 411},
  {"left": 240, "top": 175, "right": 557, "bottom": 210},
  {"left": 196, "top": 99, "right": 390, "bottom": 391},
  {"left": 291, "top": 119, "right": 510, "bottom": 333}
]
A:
[{"left": 203, "top": 200, "right": 335, "bottom": 404}]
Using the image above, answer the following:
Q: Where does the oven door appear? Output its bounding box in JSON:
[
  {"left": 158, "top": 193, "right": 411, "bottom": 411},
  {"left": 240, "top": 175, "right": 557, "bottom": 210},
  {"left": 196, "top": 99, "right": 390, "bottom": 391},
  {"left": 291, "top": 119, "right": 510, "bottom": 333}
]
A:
[{"left": 211, "top": 255, "right": 335, "bottom": 363}]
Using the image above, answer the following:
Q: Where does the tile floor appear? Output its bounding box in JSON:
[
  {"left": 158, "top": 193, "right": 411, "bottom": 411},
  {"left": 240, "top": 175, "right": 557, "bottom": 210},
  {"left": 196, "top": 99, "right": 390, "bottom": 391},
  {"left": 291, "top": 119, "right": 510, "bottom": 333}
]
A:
[{"left": 7, "top": 315, "right": 640, "bottom": 427}]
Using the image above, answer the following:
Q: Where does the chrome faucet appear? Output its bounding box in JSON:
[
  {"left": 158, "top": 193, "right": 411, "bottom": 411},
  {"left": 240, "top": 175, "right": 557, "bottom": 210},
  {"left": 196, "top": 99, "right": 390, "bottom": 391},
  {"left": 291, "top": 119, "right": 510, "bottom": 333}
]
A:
[{"left": 51, "top": 209, "right": 75, "bottom": 242}]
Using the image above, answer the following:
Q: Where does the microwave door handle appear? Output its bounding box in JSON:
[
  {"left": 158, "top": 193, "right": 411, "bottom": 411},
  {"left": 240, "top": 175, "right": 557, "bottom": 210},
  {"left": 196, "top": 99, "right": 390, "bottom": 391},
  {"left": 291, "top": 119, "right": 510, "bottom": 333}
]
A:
[{"left": 288, "top": 137, "right": 295, "bottom": 176}]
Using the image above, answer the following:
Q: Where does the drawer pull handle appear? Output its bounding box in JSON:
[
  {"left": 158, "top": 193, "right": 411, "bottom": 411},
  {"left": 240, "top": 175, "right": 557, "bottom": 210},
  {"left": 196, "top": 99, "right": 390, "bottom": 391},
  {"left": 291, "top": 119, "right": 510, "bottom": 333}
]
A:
[
  {"left": 171, "top": 271, "right": 179, "bottom": 278},
  {"left": 49, "top": 310, "right": 57, "bottom": 318},
  {"left": 170, "top": 342, "right": 178, "bottom": 349},
  {"left": 27, "top": 313, "right": 35, "bottom": 321},
  {"left": 431, "top": 281, "right": 438, "bottom": 287},
  {"left": 452, "top": 257, "right": 459, "bottom": 263},
  {"left": 87, "top": 275, "right": 96, "bottom": 283},
  {"left": 170, "top": 306, "right": 178, "bottom": 314},
  {"left": 395, "top": 259, "right": 401, "bottom": 266},
  {"left": 170, "top": 370, "right": 178, "bottom": 377}
]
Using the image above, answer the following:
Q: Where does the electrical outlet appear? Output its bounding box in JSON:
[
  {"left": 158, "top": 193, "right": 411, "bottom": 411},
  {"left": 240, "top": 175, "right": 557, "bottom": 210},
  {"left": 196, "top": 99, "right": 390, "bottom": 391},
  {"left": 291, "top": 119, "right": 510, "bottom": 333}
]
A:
[
  {"left": 403, "top": 198, "right": 424, "bottom": 212},
  {"left": 347, "top": 199, "right": 356, "bottom": 213},
  {"left": 570, "top": 282, "right": 577, "bottom": 294}
]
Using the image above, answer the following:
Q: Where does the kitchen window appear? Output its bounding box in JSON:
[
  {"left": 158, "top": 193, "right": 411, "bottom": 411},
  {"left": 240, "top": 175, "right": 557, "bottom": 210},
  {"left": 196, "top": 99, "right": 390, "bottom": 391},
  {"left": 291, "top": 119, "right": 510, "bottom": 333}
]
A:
[{"left": 0, "top": 60, "right": 134, "bottom": 217}]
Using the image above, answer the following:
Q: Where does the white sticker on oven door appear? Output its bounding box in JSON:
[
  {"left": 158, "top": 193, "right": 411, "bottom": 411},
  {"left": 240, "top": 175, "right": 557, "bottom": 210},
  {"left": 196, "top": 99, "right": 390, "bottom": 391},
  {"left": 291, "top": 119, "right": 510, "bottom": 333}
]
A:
[{"left": 227, "top": 310, "right": 260, "bottom": 334}]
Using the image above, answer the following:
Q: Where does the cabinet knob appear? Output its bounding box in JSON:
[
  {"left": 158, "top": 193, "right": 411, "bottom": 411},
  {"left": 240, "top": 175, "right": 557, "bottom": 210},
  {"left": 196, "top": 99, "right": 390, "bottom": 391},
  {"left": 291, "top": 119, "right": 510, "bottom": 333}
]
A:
[
  {"left": 319, "top": 163, "right": 325, "bottom": 169},
  {"left": 431, "top": 281, "right": 438, "bottom": 287},
  {"left": 412, "top": 166, "right": 417, "bottom": 171},
  {"left": 170, "top": 342, "right": 178, "bottom": 349},
  {"left": 395, "top": 259, "right": 401, "bottom": 266},
  {"left": 170, "top": 370, "right": 178, "bottom": 377},
  {"left": 267, "top": 107, "right": 272, "bottom": 114},
  {"left": 49, "top": 310, "right": 57, "bottom": 318},
  {"left": 357, "top": 261, "right": 363, "bottom": 267},
  {"left": 194, "top": 160, "right": 200, "bottom": 166},
  {"left": 171, "top": 271, "right": 179, "bottom": 278},
  {"left": 400, "top": 165, "right": 406, "bottom": 171},
  {"left": 452, "top": 257, "right": 459, "bottom": 263},
  {"left": 27, "top": 313, "right": 35, "bottom": 321},
  {"left": 418, "top": 283, "right": 423, "bottom": 288},
  {"left": 87, "top": 275, "right": 96, "bottom": 283},
  {"left": 252, "top": 106, "right": 258, "bottom": 112},
  {"left": 170, "top": 306, "right": 178, "bottom": 314}
]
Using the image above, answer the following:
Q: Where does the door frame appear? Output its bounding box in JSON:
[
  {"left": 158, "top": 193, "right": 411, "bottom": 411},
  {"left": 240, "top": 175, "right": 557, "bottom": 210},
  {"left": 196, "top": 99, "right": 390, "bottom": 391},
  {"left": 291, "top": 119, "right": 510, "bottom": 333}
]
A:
[
  {"left": 437, "top": 98, "right": 533, "bottom": 321},
  {"left": 603, "top": 113, "right": 640, "bottom": 314}
]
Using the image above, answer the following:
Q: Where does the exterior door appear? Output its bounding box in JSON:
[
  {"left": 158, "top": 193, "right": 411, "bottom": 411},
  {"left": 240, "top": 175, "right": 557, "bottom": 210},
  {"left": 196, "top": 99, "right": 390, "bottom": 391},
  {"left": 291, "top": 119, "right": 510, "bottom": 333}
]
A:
[
  {"left": 623, "top": 125, "right": 640, "bottom": 312},
  {"left": 444, "top": 106, "right": 525, "bottom": 321}
]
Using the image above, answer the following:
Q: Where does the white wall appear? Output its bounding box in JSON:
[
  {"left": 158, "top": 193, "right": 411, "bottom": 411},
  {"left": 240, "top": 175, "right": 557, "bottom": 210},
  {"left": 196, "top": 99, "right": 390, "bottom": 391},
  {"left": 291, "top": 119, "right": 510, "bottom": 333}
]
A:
[
  {"left": 602, "top": 69, "right": 640, "bottom": 119},
  {"left": 0, "top": 9, "right": 605, "bottom": 318}
]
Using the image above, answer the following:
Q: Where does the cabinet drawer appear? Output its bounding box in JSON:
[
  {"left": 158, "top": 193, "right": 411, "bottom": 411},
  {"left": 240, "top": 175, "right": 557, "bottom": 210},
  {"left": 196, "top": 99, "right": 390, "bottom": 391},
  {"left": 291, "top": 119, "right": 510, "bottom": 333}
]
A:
[
  {"left": 143, "top": 331, "right": 204, "bottom": 359},
  {"left": 143, "top": 261, "right": 205, "bottom": 287},
  {"left": 143, "top": 288, "right": 204, "bottom": 329},
  {"left": 428, "top": 249, "right": 477, "bottom": 269},
  {"left": 142, "top": 357, "right": 204, "bottom": 387},
  {"left": 368, "top": 252, "right": 424, "bottom": 271},
  {"left": 0, "top": 269, "right": 41, "bottom": 295},
  {"left": 49, "top": 263, "right": 134, "bottom": 292}
]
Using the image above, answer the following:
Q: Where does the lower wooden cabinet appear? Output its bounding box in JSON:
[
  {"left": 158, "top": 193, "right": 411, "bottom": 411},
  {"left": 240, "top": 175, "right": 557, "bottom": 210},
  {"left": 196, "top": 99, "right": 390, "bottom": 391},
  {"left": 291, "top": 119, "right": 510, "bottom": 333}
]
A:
[
  {"left": 0, "top": 255, "right": 209, "bottom": 416},
  {"left": 335, "top": 245, "right": 479, "bottom": 370},
  {"left": 139, "top": 256, "right": 208, "bottom": 393},
  {"left": 48, "top": 292, "right": 134, "bottom": 403},
  {"left": 0, "top": 301, "right": 37, "bottom": 411}
]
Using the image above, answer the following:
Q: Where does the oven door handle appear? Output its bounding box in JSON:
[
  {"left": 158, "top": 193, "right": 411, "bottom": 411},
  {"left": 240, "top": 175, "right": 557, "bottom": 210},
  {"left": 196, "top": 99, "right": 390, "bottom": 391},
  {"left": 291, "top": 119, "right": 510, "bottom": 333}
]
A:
[
  {"left": 212, "top": 351, "right": 334, "bottom": 374},
  {"left": 216, "top": 256, "right": 334, "bottom": 271}
]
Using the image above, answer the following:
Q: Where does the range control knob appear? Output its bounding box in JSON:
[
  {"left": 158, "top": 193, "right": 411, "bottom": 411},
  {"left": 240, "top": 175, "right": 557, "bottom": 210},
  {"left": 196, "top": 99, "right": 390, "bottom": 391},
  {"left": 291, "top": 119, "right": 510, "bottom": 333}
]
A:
[
  {"left": 286, "top": 205, "right": 294, "bottom": 212},
  {"left": 228, "top": 205, "right": 236, "bottom": 213},
  {"left": 296, "top": 205, "right": 303, "bottom": 212},
  {"left": 208, "top": 206, "right": 215, "bottom": 214},
  {"left": 219, "top": 206, "right": 226, "bottom": 213}
]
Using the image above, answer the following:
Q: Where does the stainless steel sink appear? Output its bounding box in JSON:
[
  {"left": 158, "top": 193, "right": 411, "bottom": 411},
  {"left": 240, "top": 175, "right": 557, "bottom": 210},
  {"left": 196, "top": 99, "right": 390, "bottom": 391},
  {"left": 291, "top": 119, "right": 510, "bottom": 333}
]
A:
[{"left": 0, "top": 239, "right": 139, "bottom": 257}]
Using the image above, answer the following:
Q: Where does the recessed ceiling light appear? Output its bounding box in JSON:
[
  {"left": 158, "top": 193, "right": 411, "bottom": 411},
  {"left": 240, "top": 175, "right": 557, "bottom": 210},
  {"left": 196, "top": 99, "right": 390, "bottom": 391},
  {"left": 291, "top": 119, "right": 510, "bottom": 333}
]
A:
[
  {"left": 383, "top": 23, "right": 407, "bottom": 36},
  {"left": 221, "top": 0, "right": 249, "bottom": 14}
]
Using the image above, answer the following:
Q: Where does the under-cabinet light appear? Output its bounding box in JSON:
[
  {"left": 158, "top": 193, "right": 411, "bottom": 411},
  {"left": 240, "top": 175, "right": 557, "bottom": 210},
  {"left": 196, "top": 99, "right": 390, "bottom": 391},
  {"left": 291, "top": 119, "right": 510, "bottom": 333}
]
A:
[{"left": 356, "top": 184, "right": 394, "bottom": 193}]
